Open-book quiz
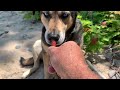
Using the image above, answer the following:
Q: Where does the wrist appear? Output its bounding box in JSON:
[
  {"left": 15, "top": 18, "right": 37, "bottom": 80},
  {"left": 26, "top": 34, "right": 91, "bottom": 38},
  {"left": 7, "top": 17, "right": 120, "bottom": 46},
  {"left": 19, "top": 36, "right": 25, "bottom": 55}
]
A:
[
  {"left": 63, "top": 61, "right": 100, "bottom": 79},
  {"left": 77, "top": 62, "right": 100, "bottom": 79}
]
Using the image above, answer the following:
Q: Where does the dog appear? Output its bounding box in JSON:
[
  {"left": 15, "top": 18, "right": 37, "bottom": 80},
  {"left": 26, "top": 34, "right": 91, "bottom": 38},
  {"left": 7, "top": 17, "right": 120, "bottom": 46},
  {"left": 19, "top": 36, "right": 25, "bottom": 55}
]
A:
[{"left": 20, "top": 11, "right": 84, "bottom": 79}]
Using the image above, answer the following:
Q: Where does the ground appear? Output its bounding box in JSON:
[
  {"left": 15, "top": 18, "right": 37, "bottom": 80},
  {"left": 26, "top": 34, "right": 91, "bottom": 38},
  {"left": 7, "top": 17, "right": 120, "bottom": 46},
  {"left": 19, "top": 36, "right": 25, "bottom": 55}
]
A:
[
  {"left": 0, "top": 11, "right": 119, "bottom": 79},
  {"left": 0, "top": 11, "right": 44, "bottom": 79}
]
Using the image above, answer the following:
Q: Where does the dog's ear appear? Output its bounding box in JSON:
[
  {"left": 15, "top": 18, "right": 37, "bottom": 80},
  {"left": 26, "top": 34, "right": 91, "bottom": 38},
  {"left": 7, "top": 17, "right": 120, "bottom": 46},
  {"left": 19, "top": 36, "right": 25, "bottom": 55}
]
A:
[{"left": 70, "top": 11, "right": 78, "bottom": 19}]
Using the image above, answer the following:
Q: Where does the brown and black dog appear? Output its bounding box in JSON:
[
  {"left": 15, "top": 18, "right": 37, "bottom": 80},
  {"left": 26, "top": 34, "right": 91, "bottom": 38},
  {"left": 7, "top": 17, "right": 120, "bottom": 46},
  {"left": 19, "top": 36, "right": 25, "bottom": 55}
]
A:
[{"left": 20, "top": 11, "right": 84, "bottom": 79}]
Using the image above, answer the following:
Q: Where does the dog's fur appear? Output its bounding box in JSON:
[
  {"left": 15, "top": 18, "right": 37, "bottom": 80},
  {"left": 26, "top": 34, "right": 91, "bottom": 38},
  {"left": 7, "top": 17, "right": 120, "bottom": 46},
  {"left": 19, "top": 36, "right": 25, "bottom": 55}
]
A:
[{"left": 20, "top": 11, "right": 84, "bottom": 79}]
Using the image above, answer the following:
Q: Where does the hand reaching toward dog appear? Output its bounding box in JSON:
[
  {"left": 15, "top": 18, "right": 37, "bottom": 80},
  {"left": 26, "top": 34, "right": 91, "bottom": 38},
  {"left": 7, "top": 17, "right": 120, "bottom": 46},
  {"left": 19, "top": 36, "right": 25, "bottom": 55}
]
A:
[{"left": 48, "top": 41, "right": 100, "bottom": 79}]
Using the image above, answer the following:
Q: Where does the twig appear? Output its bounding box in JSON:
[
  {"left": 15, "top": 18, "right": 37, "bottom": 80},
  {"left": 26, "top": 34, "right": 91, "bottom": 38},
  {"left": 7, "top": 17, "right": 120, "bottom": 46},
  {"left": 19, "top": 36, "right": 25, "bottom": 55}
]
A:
[
  {"left": 86, "top": 60, "right": 107, "bottom": 79},
  {"left": 105, "top": 45, "right": 120, "bottom": 52}
]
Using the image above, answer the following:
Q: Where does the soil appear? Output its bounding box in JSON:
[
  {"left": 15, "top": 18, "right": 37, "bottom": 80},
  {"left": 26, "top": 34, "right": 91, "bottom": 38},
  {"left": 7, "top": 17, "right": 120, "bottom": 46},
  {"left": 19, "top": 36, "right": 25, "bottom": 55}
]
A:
[{"left": 0, "top": 11, "right": 44, "bottom": 79}]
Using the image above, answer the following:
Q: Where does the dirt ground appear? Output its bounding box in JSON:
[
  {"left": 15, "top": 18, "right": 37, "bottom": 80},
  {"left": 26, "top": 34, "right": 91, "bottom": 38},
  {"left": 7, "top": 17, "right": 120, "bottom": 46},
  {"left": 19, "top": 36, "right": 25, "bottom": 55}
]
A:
[
  {"left": 0, "top": 11, "right": 118, "bottom": 79},
  {"left": 0, "top": 11, "right": 44, "bottom": 79}
]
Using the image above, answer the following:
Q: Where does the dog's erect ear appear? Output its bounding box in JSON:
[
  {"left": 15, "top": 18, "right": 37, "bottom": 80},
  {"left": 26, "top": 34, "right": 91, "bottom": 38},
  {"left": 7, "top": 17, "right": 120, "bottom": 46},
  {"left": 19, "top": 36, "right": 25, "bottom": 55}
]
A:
[{"left": 70, "top": 11, "right": 78, "bottom": 19}]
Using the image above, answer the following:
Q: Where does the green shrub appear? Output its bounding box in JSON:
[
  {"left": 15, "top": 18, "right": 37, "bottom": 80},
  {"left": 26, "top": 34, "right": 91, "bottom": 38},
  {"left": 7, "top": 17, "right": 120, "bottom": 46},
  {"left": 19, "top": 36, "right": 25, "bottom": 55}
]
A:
[
  {"left": 23, "top": 11, "right": 41, "bottom": 21},
  {"left": 77, "top": 11, "right": 120, "bottom": 53}
]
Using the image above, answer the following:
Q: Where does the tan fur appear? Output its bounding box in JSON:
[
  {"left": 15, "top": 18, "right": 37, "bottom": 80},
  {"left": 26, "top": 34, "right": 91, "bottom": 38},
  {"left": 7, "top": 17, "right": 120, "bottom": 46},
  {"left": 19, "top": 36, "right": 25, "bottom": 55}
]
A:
[
  {"left": 41, "top": 11, "right": 73, "bottom": 32},
  {"left": 64, "top": 16, "right": 73, "bottom": 30}
]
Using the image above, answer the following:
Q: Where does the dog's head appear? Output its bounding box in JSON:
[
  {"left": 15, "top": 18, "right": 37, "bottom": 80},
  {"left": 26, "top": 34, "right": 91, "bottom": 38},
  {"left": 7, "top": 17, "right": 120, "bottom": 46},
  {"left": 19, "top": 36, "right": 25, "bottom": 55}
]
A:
[{"left": 41, "top": 11, "right": 77, "bottom": 46}]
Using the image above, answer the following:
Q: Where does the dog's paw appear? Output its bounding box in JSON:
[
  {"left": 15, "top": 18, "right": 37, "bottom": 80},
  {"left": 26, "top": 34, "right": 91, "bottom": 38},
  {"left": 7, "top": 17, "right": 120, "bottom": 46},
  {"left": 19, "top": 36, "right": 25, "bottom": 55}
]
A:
[
  {"left": 22, "top": 69, "right": 31, "bottom": 79},
  {"left": 19, "top": 57, "right": 34, "bottom": 68}
]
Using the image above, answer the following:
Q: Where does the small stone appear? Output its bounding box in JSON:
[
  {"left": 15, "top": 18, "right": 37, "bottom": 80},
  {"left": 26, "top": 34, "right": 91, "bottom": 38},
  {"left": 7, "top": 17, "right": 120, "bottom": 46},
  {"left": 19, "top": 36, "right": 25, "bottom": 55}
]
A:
[
  {"left": 26, "top": 48, "right": 32, "bottom": 52},
  {"left": 4, "top": 31, "right": 9, "bottom": 33},
  {"left": 6, "top": 25, "right": 11, "bottom": 27},
  {"left": 22, "top": 34, "right": 32, "bottom": 40},
  {"left": 114, "top": 59, "right": 120, "bottom": 67},
  {"left": 108, "top": 70, "right": 120, "bottom": 79},
  {"left": 22, "top": 34, "right": 28, "bottom": 39},
  {"left": 15, "top": 45, "right": 21, "bottom": 49}
]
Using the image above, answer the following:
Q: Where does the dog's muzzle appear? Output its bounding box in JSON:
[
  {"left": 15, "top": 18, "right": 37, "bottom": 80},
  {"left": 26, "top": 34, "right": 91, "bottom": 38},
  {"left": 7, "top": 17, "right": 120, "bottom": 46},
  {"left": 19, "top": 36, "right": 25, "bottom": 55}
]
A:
[
  {"left": 48, "top": 32, "right": 60, "bottom": 42},
  {"left": 45, "top": 31, "right": 65, "bottom": 46}
]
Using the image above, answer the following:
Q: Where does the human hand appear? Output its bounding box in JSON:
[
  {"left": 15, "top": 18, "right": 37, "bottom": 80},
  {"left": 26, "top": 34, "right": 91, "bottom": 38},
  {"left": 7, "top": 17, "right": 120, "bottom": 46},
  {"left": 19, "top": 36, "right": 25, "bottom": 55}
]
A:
[{"left": 48, "top": 41, "right": 100, "bottom": 79}]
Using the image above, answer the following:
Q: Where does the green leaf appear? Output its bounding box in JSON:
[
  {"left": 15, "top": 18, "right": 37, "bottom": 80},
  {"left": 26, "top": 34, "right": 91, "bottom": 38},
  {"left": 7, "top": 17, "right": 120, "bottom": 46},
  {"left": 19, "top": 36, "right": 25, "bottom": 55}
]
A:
[{"left": 102, "top": 38, "right": 109, "bottom": 42}]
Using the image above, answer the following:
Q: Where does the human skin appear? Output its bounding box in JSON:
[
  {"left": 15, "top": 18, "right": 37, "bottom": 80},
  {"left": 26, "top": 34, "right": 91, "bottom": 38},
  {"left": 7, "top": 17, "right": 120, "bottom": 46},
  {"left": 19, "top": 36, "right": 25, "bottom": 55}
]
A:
[{"left": 48, "top": 41, "right": 100, "bottom": 79}]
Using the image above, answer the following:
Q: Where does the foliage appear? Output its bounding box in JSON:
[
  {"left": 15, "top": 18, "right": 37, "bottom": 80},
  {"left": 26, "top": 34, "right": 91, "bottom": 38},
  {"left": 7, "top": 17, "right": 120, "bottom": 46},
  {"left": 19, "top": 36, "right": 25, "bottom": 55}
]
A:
[
  {"left": 23, "top": 11, "right": 40, "bottom": 21},
  {"left": 77, "top": 11, "right": 120, "bottom": 53}
]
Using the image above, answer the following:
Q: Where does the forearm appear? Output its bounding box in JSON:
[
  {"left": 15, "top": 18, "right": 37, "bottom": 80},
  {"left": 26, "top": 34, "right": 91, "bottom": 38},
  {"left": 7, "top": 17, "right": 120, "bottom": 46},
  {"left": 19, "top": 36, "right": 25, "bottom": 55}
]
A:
[
  {"left": 77, "top": 65, "right": 100, "bottom": 79},
  {"left": 61, "top": 62, "right": 100, "bottom": 79}
]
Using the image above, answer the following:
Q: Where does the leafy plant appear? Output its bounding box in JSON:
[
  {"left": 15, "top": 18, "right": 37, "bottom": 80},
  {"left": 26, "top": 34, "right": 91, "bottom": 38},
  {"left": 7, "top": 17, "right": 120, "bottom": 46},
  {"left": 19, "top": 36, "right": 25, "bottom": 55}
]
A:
[
  {"left": 23, "top": 11, "right": 41, "bottom": 21},
  {"left": 77, "top": 11, "right": 120, "bottom": 53}
]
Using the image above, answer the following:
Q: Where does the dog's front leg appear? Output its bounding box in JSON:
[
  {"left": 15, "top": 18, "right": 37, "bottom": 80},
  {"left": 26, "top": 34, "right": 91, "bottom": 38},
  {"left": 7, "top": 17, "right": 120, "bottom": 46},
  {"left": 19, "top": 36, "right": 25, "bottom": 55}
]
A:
[
  {"left": 22, "top": 40, "right": 42, "bottom": 79},
  {"left": 22, "top": 51, "right": 42, "bottom": 79},
  {"left": 42, "top": 52, "right": 51, "bottom": 79},
  {"left": 22, "top": 58, "right": 40, "bottom": 79},
  {"left": 42, "top": 52, "right": 60, "bottom": 79}
]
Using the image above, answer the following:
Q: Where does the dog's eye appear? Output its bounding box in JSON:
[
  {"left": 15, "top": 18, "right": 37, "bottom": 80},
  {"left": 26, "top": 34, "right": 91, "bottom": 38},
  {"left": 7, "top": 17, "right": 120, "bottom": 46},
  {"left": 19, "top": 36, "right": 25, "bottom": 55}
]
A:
[
  {"left": 61, "top": 13, "right": 69, "bottom": 19},
  {"left": 43, "top": 12, "right": 50, "bottom": 18}
]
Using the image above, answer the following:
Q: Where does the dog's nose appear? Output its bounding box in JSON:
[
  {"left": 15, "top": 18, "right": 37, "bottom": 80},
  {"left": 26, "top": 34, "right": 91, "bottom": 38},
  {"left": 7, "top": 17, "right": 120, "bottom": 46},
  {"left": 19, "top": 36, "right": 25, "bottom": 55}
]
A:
[{"left": 48, "top": 32, "right": 60, "bottom": 41}]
